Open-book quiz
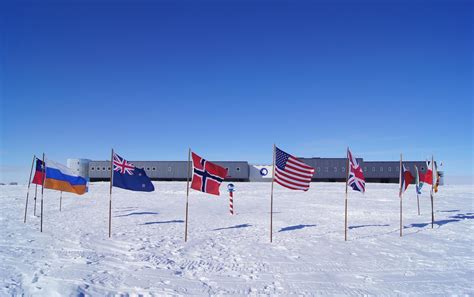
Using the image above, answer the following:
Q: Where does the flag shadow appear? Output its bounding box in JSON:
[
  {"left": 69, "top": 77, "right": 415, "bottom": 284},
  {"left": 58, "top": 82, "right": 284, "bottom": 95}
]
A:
[
  {"left": 141, "top": 220, "right": 184, "bottom": 225},
  {"left": 213, "top": 224, "right": 252, "bottom": 231},
  {"left": 349, "top": 224, "right": 390, "bottom": 230},
  {"left": 278, "top": 224, "right": 316, "bottom": 232},
  {"left": 116, "top": 211, "right": 159, "bottom": 217}
]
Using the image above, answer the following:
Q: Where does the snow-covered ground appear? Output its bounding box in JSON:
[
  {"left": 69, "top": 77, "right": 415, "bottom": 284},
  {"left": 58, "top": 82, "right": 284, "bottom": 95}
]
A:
[{"left": 1, "top": 182, "right": 473, "bottom": 296}]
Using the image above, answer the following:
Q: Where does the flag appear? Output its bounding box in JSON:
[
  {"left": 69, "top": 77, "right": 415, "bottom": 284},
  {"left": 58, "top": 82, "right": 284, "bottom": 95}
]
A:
[
  {"left": 414, "top": 165, "right": 423, "bottom": 194},
  {"left": 274, "top": 146, "right": 314, "bottom": 191},
  {"left": 434, "top": 162, "right": 440, "bottom": 193},
  {"left": 399, "top": 164, "right": 414, "bottom": 197},
  {"left": 32, "top": 158, "right": 45, "bottom": 185},
  {"left": 347, "top": 148, "right": 365, "bottom": 193},
  {"left": 112, "top": 152, "right": 154, "bottom": 192},
  {"left": 421, "top": 160, "right": 433, "bottom": 185},
  {"left": 43, "top": 158, "right": 88, "bottom": 195},
  {"left": 191, "top": 152, "right": 228, "bottom": 196}
]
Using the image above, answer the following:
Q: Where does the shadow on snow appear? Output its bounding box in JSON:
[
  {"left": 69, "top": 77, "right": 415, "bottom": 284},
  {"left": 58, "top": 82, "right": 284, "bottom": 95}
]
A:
[
  {"left": 349, "top": 224, "right": 390, "bottom": 230},
  {"left": 404, "top": 213, "right": 473, "bottom": 229},
  {"left": 115, "top": 211, "right": 159, "bottom": 217},
  {"left": 279, "top": 224, "right": 316, "bottom": 232},
  {"left": 141, "top": 220, "right": 184, "bottom": 225},
  {"left": 213, "top": 224, "right": 252, "bottom": 231}
]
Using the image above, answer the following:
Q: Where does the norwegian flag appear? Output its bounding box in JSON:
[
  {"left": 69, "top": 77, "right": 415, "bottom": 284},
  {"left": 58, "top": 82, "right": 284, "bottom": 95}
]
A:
[
  {"left": 347, "top": 148, "right": 365, "bottom": 193},
  {"left": 191, "top": 152, "right": 228, "bottom": 196}
]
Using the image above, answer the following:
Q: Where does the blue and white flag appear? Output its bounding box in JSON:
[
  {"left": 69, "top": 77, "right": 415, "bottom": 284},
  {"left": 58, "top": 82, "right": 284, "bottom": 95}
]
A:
[{"left": 112, "top": 152, "right": 154, "bottom": 192}]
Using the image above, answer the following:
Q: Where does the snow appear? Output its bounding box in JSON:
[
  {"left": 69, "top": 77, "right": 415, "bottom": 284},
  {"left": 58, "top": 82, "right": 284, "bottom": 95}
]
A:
[{"left": 1, "top": 182, "right": 473, "bottom": 295}]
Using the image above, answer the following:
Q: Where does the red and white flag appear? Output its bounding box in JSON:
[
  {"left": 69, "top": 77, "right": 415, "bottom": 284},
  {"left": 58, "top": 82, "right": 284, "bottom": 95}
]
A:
[
  {"left": 191, "top": 152, "right": 228, "bottom": 196},
  {"left": 274, "top": 146, "right": 315, "bottom": 191}
]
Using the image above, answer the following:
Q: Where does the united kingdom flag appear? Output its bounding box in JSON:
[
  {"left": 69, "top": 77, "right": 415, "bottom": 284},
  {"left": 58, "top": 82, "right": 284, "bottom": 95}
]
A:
[
  {"left": 191, "top": 152, "right": 228, "bottom": 196},
  {"left": 347, "top": 148, "right": 365, "bottom": 193},
  {"left": 112, "top": 152, "right": 154, "bottom": 192}
]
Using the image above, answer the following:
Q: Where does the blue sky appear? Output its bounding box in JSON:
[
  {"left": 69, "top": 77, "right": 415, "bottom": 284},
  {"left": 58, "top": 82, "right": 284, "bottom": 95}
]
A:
[{"left": 1, "top": 0, "right": 472, "bottom": 183}]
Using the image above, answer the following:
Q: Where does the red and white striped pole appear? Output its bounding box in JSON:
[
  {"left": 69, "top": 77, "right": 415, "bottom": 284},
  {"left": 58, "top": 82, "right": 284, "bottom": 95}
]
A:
[{"left": 227, "top": 183, "right": 235, "bottom": 215}]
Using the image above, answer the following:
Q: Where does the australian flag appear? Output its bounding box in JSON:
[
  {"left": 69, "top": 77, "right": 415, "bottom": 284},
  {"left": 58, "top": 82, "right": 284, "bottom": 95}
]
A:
[{"left": 112, "top": 152, "right": 154, "bottom": 192}]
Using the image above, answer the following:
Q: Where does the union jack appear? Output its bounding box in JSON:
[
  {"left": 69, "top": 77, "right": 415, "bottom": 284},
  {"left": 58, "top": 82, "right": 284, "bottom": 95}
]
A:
[
  {"left": 347, "top": 148, "right": 365, "bottom": 193},
  {"left": 113, "top": 153, "right": 135, "bottom": 175}
]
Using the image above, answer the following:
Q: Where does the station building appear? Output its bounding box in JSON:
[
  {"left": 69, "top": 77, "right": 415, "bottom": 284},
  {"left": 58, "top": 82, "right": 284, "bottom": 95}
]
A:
[{"left": 67, "top": 158, "right": 443, "bottom": 184}]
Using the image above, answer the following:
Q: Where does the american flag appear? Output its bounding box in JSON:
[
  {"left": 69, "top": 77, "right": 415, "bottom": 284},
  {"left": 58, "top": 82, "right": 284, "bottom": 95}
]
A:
[
  {"left": 274, "top": 146, "right": 315, "bottom": 191},
  {"left": 347, "top": 148, "right": 365, "bottom": 193}
]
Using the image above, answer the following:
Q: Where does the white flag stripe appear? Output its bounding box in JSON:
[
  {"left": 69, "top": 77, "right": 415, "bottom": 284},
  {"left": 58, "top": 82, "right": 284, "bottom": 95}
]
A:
[
  {"left": 284, "top": 165, "right": 314, "bottom": 178},
  {"left": 287, "top": 158, "right": 315, "bottom": 174},
  {"left": 287, "top": 157, "right": 314, "bottom": 170},
  {"left": 275, "top": 171, "right": 311, "bottom": 188},
  {"left": 276, "top": 167, "right": 312, "bottom": 183},
  {"left": 275, "top": 177, "right": 309, "bottom": 191}
]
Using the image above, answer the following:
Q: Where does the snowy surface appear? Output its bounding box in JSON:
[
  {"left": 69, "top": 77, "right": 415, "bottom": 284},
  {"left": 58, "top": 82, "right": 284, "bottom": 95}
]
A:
[{"left": 1, "top": 182, "right": 473, "bottom": 296}]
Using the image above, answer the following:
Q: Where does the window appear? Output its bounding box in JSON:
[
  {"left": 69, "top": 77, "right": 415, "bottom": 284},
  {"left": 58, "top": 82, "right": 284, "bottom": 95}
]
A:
[
  {"left": 225, "top": 167, "right": 229, "bottom": 172},
  {"left": 77, "top": 161, "right": 80, "bottom": 165},
  {"left": 364, "top": 167, "right": 367, "bottom": 172},
  {"left": 342, "top": 167, "right": 345, "bottom": 172},
  {"left": 108, "top": 167, "right": 111, "bottom": 171},
  {"left": 91, "top": 167, "right": 95, "bottom": 171},
  {"left": 421, "top": 167, "right": 425, "bottom": 171},
  {"left": 152, "top": 167, "right": 156, "bottom": 171},
  {"left": 388, "top": 167, "right": 391, "bottom": 172},
  {"left": 168, "top": 167, "right": 171, "bottom": 172},
  {"left": 395, "top": 166, "right": 399, "bottom": 171},
  {"left": 147, "top": 167, "right": 150, "bottom": 171},
  {"left": 236, "top": 167, "right": 240, "bottom": 171},
  {"left": 317, "top": 167, "right": 321, "bottom": 172},
  {"left": 103, "top": 167, "right": 106, "bottom": 171},
  {"left": 380, "top": 167, "right": 383, "bottom": 172}
]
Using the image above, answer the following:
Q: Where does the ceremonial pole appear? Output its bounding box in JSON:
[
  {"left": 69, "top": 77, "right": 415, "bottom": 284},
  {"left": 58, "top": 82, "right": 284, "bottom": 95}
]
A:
[
  {"left": 34, "top": 184, "right": 38, "bottom": 216},
  {"left": 399, "top": 153, "right": 403, "bottom": 237},
  {"left": 344, "top": 147, "right": 349, "bottom": 241},
  {"left": 228, "top": 184, "right": 235, "bottom": 215},
  {"left": 109, "top": 148, "right": 114, "bottom": 238},
  {"left": 270, "top": 144, "right": 276, "bottom": 243},
  {"left": 40, "top": 153, "right": 45, "bottom": 232},
  {"left": 430, "top": 155, "right": 434, "bottom": 228},
  {"left": 184, "top": 148, "right": 191, "bottom": 242},
  {"left": 23, "top": 154, "right": 36, "bottom": 223}
]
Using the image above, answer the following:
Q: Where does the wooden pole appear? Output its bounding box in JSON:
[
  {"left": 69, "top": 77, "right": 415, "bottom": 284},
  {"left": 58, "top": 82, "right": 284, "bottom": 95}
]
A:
[
  {"left": 59, "top": 191, "right": 63, "bottom": 212},
  {"left": 430, "top": 155, "right": 434, "bottom": 228},
  {"left": 40, "top": 153, "right": 45, "bottom": 232},
  {"left": 34, "top": 184, "right": 38, "bottom": 216},
  {"left": 399, "top": 153, "right": 403, "bottom": 237},
  {"left": 109, "top": 148, "right": 114, "bottom": 238},
  {"left": 344, "top": 148, "right": 350, "bottom": 241},
  {"left": 415, "top": 165, "right": 420, "bottom": 215},
  {"left": 270, "top": 144, "right": 276, "bottom": 243},
  {"left": 24, "top": 155, "right": 36, "bottom": 223},
  {"left": 417, "top": 193, "right": 420, "bottom": 215},
  {"left": 184, "top": 148, "right": 191, "bottom": 242}
]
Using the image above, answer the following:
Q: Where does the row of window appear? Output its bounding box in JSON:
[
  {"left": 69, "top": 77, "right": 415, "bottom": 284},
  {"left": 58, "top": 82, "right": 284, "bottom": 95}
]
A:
[
  {"left": 314, "top": 166, "right": 425, "bottom": 173},
  {"left": 90, "top": 166, "right": 241, "bottom": 172}
]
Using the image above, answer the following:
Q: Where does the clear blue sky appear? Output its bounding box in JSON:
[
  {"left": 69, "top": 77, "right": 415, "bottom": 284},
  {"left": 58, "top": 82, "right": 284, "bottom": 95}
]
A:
[{"left": 1, "top": 0, "right": 473, "bottom": 183}]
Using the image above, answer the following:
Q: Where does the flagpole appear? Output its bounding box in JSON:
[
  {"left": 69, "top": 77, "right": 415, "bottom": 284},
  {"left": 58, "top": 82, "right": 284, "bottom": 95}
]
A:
[
  {"left": 417, "top": 191, "right": 420, "bottom": 216},
  {"left": 40, "top": 153, "right": 45, "bottom": 232},
  {"left": 59, "top": 191, "right": 62, "bottom": 212},
  {"left": 109, "top": 148, "right": 114, "bottom": 238},
  {"left": 34, "top": 184, "right": 38, "bottom": 216},
  {"left": 430, "top": 155, "right": 434, "bottom": 228},
  {"left": 345, "top": 148, "right": 349, "bottom": 241},
  {"left": 270, "top": 144, "right": 276, "bottom": 243},
  {"left": 23, "top": 155, "right": 36, "bottom": 223},
  {"left": 399, "top": 153, "right": 403, "bottom": 237},
  {"left": 184, "top": 148, "right": 191, "bottom": 242}
]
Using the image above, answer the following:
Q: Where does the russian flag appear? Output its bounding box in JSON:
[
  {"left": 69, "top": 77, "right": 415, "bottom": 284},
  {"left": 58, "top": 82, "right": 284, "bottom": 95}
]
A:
[{"left": 41, "top": 158, "right": 88, "bottom": 195}]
